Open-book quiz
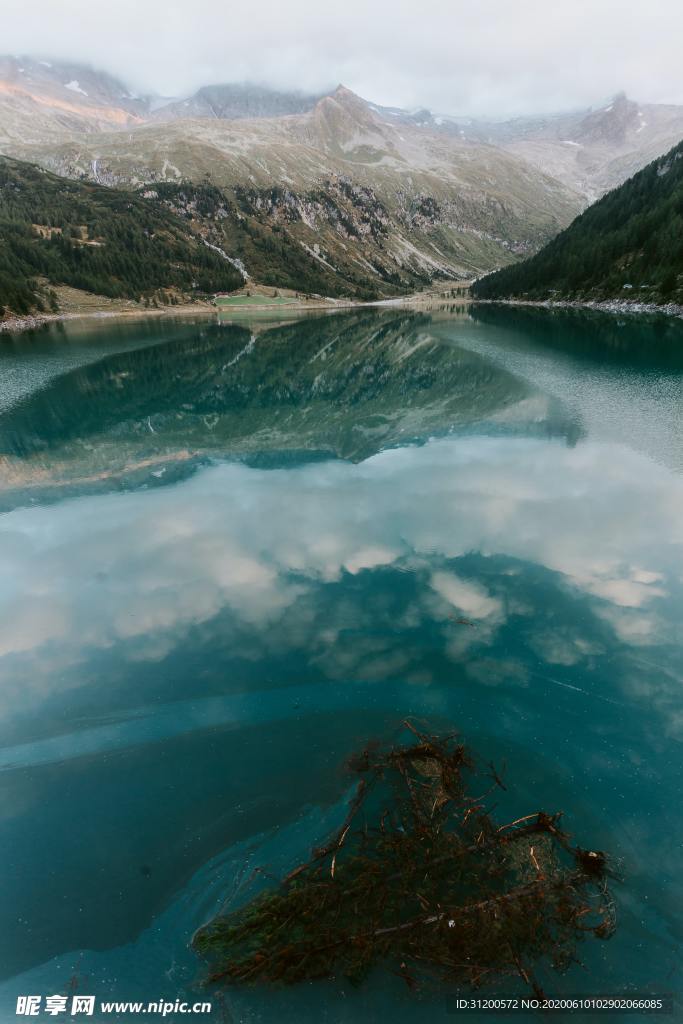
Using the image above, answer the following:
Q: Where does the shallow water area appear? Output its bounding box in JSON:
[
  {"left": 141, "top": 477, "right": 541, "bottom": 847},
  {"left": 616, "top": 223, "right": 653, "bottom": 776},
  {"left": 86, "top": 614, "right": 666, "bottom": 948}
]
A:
[{"left": 0, "top": 306, "right": 682, "bottom": 1022}]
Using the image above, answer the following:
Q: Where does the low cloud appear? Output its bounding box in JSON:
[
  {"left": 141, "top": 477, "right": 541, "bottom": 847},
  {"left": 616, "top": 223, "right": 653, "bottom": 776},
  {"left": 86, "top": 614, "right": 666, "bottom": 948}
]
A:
[{"left": 2, "top": 1, "right": 683, "bottom": 117}]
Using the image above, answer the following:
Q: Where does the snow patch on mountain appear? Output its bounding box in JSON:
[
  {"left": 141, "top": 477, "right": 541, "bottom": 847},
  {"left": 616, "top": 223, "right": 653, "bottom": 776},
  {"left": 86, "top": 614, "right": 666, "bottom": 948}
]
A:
[
  {"left": 65, "top": 80, "right": 88, "bottom": 96},
  {"left": 203, "top": 240, "right": 249, "bottom": 280}
]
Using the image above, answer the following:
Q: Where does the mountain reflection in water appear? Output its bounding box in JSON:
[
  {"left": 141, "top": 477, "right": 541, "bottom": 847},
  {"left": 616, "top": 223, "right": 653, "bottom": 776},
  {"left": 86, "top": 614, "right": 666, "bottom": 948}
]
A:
[
  {"left": 0, "top": 310, "right": 580, "bottom": 508},
  {"left": 0, "top": 308, "right": 681, "bottom": 1022}
]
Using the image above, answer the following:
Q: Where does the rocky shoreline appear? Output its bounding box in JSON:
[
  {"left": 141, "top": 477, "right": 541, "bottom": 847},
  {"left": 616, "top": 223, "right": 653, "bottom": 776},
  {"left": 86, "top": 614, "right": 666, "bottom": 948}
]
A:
[
  {"left": 3, "top": 294, "right": 682, "bottom": 336},
  {"left": 0, "top": 312, "right": 87, "bottom": 334},
  {"left": 0, "top": 304, "right": 219, "bottom": 336},
  {"left": 474, "top": 297, "right": 683, "bottom": 319}
]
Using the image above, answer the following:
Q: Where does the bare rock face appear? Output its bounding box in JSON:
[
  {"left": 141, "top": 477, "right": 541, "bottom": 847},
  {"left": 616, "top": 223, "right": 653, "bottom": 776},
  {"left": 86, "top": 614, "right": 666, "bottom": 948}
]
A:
[
  {"left": 479, "top": 92, "right": 683, "bottom": 200},
  {"left": 570, "top": 92, "right": 640, "bottom": 146},
  {"left": 151, "top": 83, "right": 324, "bottom": 123},
  {"left": 0, "top": 56, "right": 147, "bottom": 141}
]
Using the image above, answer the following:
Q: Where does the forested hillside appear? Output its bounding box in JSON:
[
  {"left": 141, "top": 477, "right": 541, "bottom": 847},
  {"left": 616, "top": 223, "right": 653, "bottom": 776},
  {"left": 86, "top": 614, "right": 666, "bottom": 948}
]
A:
[
  {"left": 151, "top": 181, "right": 413, "bottom": 301},
  {"left": 472, "top": 140, "right": 683, "bottom": 304},
  {"left": 0, "top": 157, "right": 242, "bottom": 316}
]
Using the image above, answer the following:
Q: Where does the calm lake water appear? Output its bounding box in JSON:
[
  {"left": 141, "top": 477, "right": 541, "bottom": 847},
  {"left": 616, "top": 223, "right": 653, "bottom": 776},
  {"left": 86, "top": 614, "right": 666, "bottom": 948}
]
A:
[{"left": 0, "top": 306, "right": 682, "bottom": 1022}]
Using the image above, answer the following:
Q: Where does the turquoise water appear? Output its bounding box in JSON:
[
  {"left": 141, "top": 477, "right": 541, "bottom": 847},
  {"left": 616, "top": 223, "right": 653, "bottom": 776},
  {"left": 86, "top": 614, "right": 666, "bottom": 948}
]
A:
[{"left": 0, "top": 307, "right": 682, "bottom": 1022}]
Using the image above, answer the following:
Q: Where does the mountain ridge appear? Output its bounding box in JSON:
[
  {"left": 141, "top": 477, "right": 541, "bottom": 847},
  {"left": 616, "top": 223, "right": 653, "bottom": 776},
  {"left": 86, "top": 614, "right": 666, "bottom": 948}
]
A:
[
  {"left": 2, "top": 56, "right": 682, "bottom": 202},
  {"left": 1, "top": 76, "right": 584, "bottom": 289},
  {"left": 2, "top": 57, "right": 683, "bottom": 300}
]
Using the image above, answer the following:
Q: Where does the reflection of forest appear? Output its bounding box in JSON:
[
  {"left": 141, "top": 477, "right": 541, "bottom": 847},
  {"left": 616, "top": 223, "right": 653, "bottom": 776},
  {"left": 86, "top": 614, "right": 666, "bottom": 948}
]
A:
[
  {"left": 470, "top": 304, "right": 683, "bottom": 370},
  {"left": 0, "top": 311, "right": 581, "bottom": 480}
]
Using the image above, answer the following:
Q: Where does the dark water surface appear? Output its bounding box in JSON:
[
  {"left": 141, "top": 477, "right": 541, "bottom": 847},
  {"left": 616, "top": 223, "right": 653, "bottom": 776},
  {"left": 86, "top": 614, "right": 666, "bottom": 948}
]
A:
[{"left": 0, "top": 307, "right": 682, "bottom": 1022}]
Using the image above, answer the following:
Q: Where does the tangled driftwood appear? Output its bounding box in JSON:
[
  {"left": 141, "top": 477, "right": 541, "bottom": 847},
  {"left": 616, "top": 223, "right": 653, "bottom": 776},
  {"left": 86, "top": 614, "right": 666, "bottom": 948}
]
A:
[{"left": 194, "top": 721, "right": 616, "bottom": 995}]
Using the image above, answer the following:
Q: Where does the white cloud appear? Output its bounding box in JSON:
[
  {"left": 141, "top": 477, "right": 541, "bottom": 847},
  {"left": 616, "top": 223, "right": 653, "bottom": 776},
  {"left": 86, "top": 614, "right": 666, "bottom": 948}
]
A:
[
  {"left": 2, "top": 0, "right": 683, "bottom": 117},
  {"left": 429, "top": 571, "right": 501, "bottom": 620},
  {"left": 1, "top": 434, "right": 681, "bottom": 717},
  {"left": 344, "top": 545, "right": 399, "bottom": 575}
]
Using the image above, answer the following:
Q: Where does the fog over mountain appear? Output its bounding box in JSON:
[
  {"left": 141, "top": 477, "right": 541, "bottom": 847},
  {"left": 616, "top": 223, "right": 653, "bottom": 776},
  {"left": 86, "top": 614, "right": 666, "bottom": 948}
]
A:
[{"left": 2, "top": 0, "right": 683, "bottom": 119}]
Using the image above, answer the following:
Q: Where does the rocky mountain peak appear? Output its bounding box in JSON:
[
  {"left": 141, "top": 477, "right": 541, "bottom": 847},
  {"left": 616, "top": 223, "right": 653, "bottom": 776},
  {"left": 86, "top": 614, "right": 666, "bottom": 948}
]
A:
[
  {"left": 152, "top": 82, "right": 323, "bottom": 122},
  {"left": 573, "top": 92, "right": 640, "bottom": 145},
  {"left": 326, "top": 84, "right": 371, "bottom": 110},
  {"left": 314, "top": 85, "right": 377, "bottom": 126},
  {"left": 328, "top": 84, "right": 364, "bottom": 98},
  {"left": 0, "top": 55, "right": 144, "bottom": 111}
]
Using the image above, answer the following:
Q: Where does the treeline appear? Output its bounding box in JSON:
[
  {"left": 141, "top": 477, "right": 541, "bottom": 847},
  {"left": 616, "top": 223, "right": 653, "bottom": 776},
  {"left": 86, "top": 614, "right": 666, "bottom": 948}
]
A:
[
  {"left": 0, "top": 157, "right": 242, "bottom": 316},
  {"left": 472, "top": 140, "right": 683, "bottom": 303}
]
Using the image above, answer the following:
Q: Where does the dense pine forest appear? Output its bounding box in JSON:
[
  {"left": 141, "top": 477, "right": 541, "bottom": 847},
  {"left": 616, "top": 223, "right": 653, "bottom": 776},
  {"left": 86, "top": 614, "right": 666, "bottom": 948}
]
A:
[
  {"left": 0, "top": 157, "right": 243, "bottom": 317},
  {"left": 472, "top": 140, "right": 683, "bottom": 304}
]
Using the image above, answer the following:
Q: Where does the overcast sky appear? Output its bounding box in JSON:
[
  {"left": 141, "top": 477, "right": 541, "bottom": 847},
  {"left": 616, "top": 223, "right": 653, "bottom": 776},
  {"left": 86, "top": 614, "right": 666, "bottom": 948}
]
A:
[{"left": 3, "top": 0, "right": 683, "bottom": 117}]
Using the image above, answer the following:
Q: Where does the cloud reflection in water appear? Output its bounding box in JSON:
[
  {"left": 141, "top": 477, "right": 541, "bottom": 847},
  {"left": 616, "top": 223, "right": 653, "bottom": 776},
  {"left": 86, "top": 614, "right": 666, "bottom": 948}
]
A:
[{"left": 0, "top": 434, "right": 680, "bottom": 728}]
